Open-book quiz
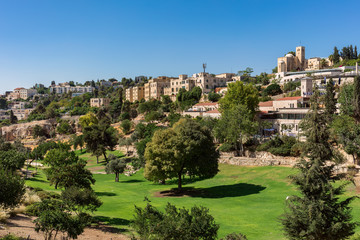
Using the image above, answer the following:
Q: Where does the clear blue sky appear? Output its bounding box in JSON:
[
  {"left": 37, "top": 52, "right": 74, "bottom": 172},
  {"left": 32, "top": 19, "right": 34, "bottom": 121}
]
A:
[{"left": 0, "top": 0, "right": 359, "bottom": 93}]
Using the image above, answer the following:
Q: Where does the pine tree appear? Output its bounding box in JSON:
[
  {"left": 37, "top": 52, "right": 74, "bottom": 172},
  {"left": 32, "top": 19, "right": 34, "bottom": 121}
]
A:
[
  {"left": 281, "top": 88, "right": 358, "bottom": 240},
  {"left": 324, "top": 78, "right": 336, "bottom": 121}
]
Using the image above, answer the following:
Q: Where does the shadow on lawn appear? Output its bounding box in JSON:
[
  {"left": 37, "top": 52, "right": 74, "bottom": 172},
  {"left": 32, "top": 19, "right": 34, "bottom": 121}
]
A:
[
  {"left": 96, "top": 192, "right": 117, "bottom": 196},
  {"left": 120, "top": 179, "right": 145, "bottom": 183},
  {"left": 93, "top": 216, "right": 131, "bottom": 233},
  {"left": 26, "top": 177, "right": 47, "bottom": 183},
  {"left": 157, "top": 183, "right": 266, "bottom": 199}
]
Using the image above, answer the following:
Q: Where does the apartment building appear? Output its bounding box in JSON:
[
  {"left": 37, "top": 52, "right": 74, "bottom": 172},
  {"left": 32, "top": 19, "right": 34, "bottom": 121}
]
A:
[
  {"left": 125, "top": 88, "right": 133, "bottom": 102},
  {"left": 182, "top": 102, "right": 221, "bottom": 118},
  {"left": 19, "top": 88, "right": 37, "bottom": 99},
  {"left": 50, "top": 84, "right": 94, "bottom": 94},
  {"left": 144, "top": 76, "right": 171, "bottom": 101},
  {"left": 259, "top": 96, "right": 310, "bottom": 136},
  {"left": 193, "top": 72, "right": 234, "bottom": 94},
  {"left": 164, "top": 75, "right": 196, "bottom": 100},
  {"left": 90, "top": 98, "right": 111, "bottom": 108},
  {"left": 132, "top": 86, "right": 145, "bottom": 102}
]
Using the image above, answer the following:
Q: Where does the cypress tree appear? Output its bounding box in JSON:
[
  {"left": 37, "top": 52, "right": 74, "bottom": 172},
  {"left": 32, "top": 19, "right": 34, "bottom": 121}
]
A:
[
  {"left": 354, "top": 76, "right": 360, "bottom": 122},
  {"left": 324, "top": 78, "right": 336, "bottom": 121},
  {"left": 281, "top": 87, "right": 358, "bottom": 240},
  {"left": 333, "top": 47, "right": 340, "bottom": 64}
]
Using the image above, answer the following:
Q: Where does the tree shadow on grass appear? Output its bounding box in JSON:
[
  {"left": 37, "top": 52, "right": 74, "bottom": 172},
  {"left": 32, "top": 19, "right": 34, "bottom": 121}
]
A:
[
  {"left": 156, "top": 183, "right": 266, "bottom": 199},
  {"left": 120, "top": 179, "right": 145, "bottom": 183},
  {"left": 26, "top": 177, "right": 47, "bottom": 183},
  {"left": 93, "top": 216, "right": 131, "bottom": 233},
  {"left": 95, "top": 192, "right": 117, "bottom": 196},
  {"left": 165, "top": 176, "right": 208, "bottom": 186}
]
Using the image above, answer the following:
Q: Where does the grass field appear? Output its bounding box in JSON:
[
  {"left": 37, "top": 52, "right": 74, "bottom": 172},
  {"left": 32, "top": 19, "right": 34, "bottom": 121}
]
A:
[{"left": 25, "top": 152, "right": 360, "bottom": 240}]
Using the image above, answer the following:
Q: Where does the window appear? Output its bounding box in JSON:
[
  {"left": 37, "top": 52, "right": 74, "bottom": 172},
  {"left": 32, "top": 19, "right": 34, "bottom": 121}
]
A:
[{"left": 206, "top": 85, "right": 209, "bottom": 89}]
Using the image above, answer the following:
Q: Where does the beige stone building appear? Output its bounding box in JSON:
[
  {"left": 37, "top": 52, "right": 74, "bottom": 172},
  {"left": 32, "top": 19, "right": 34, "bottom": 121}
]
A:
[
  {"left": 164, "top": 74, "right": 196, "bottom": 100},
  {"left": 90, "top": 98, "right": 111, "bottom": 108},
  {"left": 125, "top": 88, "right": 133, "bottom": 102},
  {"left": 193, "top": 72, "right": 234, "bottom": 94},
  {"left": 144, "top": 76, "right": 171, "bottom": 101},
  {"left": 19, "top": 88, "right": 37, "bottom": 100},
  {"left": 277, "top": 46, "right": 332, "bottom": 73},
  {"left": 132, "top": 86, "right": 145, "bottom": 102}
]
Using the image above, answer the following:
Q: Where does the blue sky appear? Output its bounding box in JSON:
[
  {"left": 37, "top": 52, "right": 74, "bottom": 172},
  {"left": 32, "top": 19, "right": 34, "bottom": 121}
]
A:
[{"left": 0, "top": 0, "right": 359, "bottom": 93}]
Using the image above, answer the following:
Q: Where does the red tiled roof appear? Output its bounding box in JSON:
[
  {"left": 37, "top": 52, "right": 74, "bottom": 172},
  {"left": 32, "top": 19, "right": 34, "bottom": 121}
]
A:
[
  {"left": 194, "top": 102, "right": 218, "bottom": 106},
  {"left": 206, "top": 109, "right": 220, "bottom": 113},
  {"left": 276, "top": 96, "right": 302, "bottom": 101},
  {"left": 14, "top": 87, "right": 24, "bottom": 90},
  {"left": 259, "top": 101, "right": 273, "bottom": 107}
]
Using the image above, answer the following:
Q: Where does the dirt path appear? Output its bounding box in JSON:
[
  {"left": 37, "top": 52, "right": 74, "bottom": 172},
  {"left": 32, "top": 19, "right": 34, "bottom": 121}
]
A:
[{"left": 0, "top": 214, "right": 129, "bottom": 240}]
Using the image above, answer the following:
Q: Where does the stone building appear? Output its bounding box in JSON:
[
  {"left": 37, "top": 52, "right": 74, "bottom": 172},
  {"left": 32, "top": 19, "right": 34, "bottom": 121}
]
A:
[
  {"left": 125, "top": 88, "right": 133, "bottom": 102},
  {"left": 144, "top": 76, "right": 171, "bottom": 101},
  {"left": 277, "top": 46, "right": 332, "bottom": 73},
  {"left": 132, "top": 86, "right": 145, "bottom": 102},
  {"left": 193, "top": 72, "right": 234, "bottom": 94},
  {"left": 90, "top": 98, "right": 111, "bottom": 108},
  {"left": 164, "top": 75, "right": 196, "bottom": 101}
]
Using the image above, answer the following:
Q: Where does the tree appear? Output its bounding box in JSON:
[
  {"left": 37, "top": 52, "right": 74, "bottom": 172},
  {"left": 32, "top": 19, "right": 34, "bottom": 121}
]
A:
[
  {"left": 33, "top": 125, "right": 48, "bottom": 138},
  {"left": 79, "top": 112, "right": 98, "bottom": 129},
  {"left": 144, "top": 118, "right": 219, "bottom": 190},
  {"left": 43, "top": 149, "right": 95, "bottom": 189},
  {"left": 72, "top": 134, "right": 84, "bottom": 153},
  {"left": 61, "top": 186, "right": 102, "bottom": 214},
  {"left": 208, "top": 92, "right": 221, "bottom": 102},
  {"left": 0, "top": 149, "right": 26, "bottom": 171},
  {"left": 338, "top": 83, "right": 354, "bottom": 116},
  {"left": 120, "top": 119, "right": 132, "bottom": 134},
  {"left": 0, "top": 168, "right": 25, "bottom": 209},
  {"left": 219, "top": 81, "right": 259, "bottom": 113},
  {"left": 281, "top": 88, "right": 357, "bottom": 240},
  {"left": 9, "top": 110, "right": 17, "bottom": 124},
  {"left": 354, "top": 76, "right": 360, "bottom": 121},
  {"left": 0, "top": 98, "right": 7, "bottom": 109},
  {"left": 132, "top": 202, "right": 219, "bottom": 240},
  {"left": 83, "top": 123, "right": 118, "bottom": 162},
  {"left": 118, "top": 137, "right": 133, "bottom": 155},
  {"left": 56, "top": 120, "right": 74, "bottom": 135},
  {"left": 237, "top": 67, "right": 253, "bottom": 76},
  {"left": 145, "top": 110, "right": 162, "bottom": 122},
  {"left": 324, "top": 78, "right": 336, "bottom": 120},
  {"left": 215, "top": 105, "right": 258, "bottom": 156},
  {"left": 332, "top": 115, "right": 360, "bottom": 164},
  {"left": 333, "top": 46, "right": 340, "bottom": 64},
  {"left": 263, "top": 83, "right": 282, "bottom": 96},
  {"left": 34, "top": 199, "right": 91, "bottom": 240},
  {"left": 105, "top": 158, "right": 126, "bottom": 182}
]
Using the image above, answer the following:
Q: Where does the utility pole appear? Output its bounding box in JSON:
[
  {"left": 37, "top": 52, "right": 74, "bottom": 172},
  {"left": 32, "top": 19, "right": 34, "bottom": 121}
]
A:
[{"left": 203, "top": 63, "right": 207, "bottom": 73}]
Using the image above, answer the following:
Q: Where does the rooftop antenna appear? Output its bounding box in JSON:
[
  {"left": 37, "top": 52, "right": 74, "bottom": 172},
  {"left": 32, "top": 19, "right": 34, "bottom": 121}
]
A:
[{"left": 203, "top": 63, "right": 207, "bottom": 73}]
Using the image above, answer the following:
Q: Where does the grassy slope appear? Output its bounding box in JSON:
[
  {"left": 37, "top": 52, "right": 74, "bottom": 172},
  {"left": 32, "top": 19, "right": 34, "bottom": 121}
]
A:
[{"left": 25, "top": 154, "right": 360, "bottom": 240}]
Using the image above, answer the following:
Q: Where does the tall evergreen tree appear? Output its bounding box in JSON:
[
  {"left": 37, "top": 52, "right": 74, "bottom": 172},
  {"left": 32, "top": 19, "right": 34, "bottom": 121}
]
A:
[
  {"left": 281, "top": 88, "right": 357, "bottom": 240},
  {"left": 355, "top": 46, "right": 358, "bottom": 59},
  {"left": 324, "top": 78, "right": 336, "bottom": 121},
  {"left": 333, "top": 47, "right": 340, "bottom": 64},
  {"left": 354, "top": 76, "right": 360, "bottom": 122}
]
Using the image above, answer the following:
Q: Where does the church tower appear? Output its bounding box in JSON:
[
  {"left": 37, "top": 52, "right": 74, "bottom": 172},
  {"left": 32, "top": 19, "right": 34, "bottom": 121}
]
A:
[{"left": 296, "top": 46, "right": 305, "bottom": 70}]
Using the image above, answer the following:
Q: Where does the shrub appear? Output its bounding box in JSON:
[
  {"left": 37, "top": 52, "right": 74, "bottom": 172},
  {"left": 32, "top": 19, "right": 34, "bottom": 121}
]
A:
[
  {"left": 219, "top": 142, "right": 234, "bottom": 152},
  {"left": 221, "top": 232, "right": 248, "bottom": 240},
  {"left": 0, "top": 234, "right": 21, "bottom": 240},
  {"left": 257, "top": 136, "right": 299, "bottom": 157}
]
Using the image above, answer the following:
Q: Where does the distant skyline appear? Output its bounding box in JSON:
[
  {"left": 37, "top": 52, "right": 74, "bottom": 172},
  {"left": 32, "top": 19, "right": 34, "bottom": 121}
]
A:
[{"left": 1, "top": 0, "right": 359, "bottom": 93}]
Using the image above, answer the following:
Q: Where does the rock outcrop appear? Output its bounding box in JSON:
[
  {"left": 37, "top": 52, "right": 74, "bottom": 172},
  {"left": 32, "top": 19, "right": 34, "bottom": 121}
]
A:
[{"left": 0, "top": 119, "right": 57, "bottom": 141}]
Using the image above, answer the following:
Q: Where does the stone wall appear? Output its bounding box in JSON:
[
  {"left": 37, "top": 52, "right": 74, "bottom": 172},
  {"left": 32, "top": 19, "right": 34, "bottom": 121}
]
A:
[{"left": 219, "top": 151, "right": 298, "bottom": 166}]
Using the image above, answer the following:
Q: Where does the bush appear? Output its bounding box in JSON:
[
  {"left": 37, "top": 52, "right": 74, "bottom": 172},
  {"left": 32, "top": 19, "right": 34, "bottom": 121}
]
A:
[
  {"left": 0, "top": 234, "right": 21, "bottom": 240},
  {"left": 257, "top": 136, "right": 298, "bottom": 157},
  {"left": 221, "top": 232, "right": 248, "bottom": 240},
  {"left": 219, "top": 142, "right": 234, "bottom": 152}
]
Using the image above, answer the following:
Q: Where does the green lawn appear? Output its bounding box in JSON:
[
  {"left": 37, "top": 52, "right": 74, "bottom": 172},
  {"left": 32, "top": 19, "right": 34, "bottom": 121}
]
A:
[{"left": 25, "top": 159, "right": 360, "bottom": 239}]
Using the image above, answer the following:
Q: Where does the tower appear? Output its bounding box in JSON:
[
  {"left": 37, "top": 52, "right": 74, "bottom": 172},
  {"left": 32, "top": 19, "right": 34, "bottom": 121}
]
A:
[
  {"left": 203, "top": 63, "right": 207, "bottom": 73},
  {"left": 296, "top": 46, "right": 305, "bottom": 69}
]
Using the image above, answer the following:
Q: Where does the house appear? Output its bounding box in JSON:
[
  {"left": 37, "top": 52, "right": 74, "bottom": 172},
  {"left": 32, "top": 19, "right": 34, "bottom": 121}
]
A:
[{"left": 90, "top": 98, "right": 111, "bottom": 108}]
